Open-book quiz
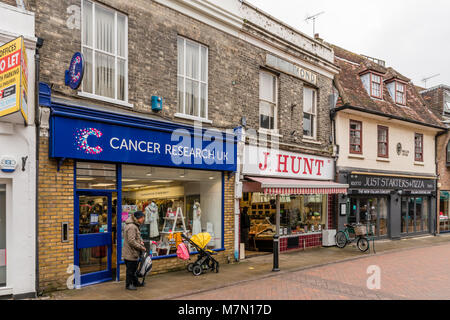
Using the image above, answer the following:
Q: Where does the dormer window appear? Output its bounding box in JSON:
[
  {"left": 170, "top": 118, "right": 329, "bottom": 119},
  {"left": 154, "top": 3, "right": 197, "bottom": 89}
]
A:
[
  {"left": 396, "top": 82, "right": 406, "bottom": 105},
  {"left": 370, "top": 74, "right": 382, "bottom": 98}
]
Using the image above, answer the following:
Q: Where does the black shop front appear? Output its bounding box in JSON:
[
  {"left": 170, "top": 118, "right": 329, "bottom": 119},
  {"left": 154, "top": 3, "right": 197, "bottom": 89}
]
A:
[{"left": 337, "top": 172, "right": 437, "bottom": 240}]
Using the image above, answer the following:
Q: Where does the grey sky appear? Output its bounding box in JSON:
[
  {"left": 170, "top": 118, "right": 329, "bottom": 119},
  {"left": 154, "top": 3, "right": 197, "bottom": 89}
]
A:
[{"left": 249, "top": 0, "right": 450, "bottom": 89}]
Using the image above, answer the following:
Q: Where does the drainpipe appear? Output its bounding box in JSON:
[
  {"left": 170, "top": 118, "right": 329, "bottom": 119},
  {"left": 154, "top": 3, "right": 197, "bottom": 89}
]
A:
[
  {"left": 234, "top": 127, "right": 245, "bottom": 262},
  {"left": 34, "top": 37, "right": 44, "bottom": 297},
  {"left": 435, "top": 129, "right": 448, "bottom": 236}
]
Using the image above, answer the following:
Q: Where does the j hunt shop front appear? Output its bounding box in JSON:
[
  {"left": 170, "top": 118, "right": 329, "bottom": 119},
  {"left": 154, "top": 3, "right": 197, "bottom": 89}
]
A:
[
  {"left": 40, "top": 84, "right": 237, "bottom": 287},
  {"left": 240, "top": 145, "right": 348, "bottom": 253}
]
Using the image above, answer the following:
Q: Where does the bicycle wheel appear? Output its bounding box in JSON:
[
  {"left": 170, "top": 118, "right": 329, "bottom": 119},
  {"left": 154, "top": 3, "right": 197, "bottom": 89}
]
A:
[
  {"left": 357, "top": 237, "right": 370, "bottom": 252},
  {"left": 335, "top": 231, "right": 348, "bottom": 249}
]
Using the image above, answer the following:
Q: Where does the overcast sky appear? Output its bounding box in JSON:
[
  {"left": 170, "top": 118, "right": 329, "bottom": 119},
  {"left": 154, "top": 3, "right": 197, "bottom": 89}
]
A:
[{"left": 249, "top": 0, "right": 450, "bottom": 89}]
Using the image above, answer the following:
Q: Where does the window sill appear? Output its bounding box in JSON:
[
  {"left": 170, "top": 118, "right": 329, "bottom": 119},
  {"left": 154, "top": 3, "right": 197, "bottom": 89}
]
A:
[
  {"left": 348, "top": 154, "right": 365, "bottom": 160},
  {"left": 302, "top": 138, "right": 322, "bottom": 145},
  {"left": 78, "top": 92, "right": 134, "bottom": 108},
  {"left": 377, "top": 157, "right": 390, "bottom": 162},
  {"left": 174, "top": 113, "right": 213, "bottom": 124},
  {"left": 258, "top": 128, "right": 283, "bottom": 138},
  {"left": 414, "top": 161, "right": 425, "bottom": 166}
]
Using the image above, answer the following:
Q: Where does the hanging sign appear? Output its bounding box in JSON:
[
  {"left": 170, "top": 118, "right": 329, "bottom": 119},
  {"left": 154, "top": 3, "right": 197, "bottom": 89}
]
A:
[
  {"left": 65, "top": 52, "right": 85, "bottom": 90},
  {"left": 0, "top": 36, "right": 28, "bottom": 124}
]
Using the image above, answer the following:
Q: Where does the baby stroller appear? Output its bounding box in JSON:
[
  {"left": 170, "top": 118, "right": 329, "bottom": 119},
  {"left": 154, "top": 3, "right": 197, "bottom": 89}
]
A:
[
  {"left": 178, "top": 233, "right": 219, "bottom": 276},
  {"left": 135, "top": 251, "right": 152, "bottom": 285}
]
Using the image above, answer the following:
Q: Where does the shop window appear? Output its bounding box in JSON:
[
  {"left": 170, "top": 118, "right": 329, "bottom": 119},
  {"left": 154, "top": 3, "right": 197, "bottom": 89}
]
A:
[
  {"left": 121, "top": 165, "right": 222, "bottom": 258},
  {"left": 259, "top": 71, "right": 277, "bottom": 131},
  {"left": 177, "top": 36, "right": 208, "bottom": 120},
  {"left": 440, "top": 192, "right": 450, "bottom": 232},
  {"left": 401, "top": 197, "right": 429, "bottom": 234},
  {"left": 76, "top": 162, "right": 117, "bottom": 190},
  {"left": 239, "top": 193, "right": 327, "bottom": 252},
  {"left": 349, "top": 120, "right": 363, "bottom": 154},
  {"left": 414, "top": 133, "right": 423, "bottom": 162},
  {"left": 377, "top": 125, "right": 389, "bottom": 158},
  {"left": 303, "top": 87, "right": 317, "bottom": 139},
  {"left": 82, "top": 0, "right": 128, "bottom": 102},
  {"left": 0, "top": 184, "right": 5, "bottom": 287},
  {"left": 349, "top": 197, "right": 388, "bottom": 237}
]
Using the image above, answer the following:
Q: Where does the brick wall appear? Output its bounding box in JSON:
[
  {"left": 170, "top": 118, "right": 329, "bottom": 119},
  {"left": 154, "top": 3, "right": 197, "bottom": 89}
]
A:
[
  {"left": 438, "top": 133, "right": 450, "bottom": 191},
  {"left": 38, "top": 136, "right": 75, "bottom": 292},
  {"left": 421, "top": 87, "right": 444, "bottom": 119},
  {"left": 29, "top": 0, "right": 333, "bottom": 157}
]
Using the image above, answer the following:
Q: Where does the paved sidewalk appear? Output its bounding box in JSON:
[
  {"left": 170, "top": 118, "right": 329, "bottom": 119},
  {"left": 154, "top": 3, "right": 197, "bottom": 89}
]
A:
[{"left": 45, "top": 234, "right": 450, "bottom": 300}]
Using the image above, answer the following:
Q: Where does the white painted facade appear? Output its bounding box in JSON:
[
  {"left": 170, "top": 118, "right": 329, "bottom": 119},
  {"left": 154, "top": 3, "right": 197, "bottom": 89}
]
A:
[{"left": 0, "top": 2, "right": 37, "bottom": 298}]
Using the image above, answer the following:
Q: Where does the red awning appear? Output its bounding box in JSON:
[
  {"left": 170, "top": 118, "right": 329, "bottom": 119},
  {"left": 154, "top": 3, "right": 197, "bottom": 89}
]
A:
[{"left": 247, "top": 177, "right": 348, "bottom": 195}]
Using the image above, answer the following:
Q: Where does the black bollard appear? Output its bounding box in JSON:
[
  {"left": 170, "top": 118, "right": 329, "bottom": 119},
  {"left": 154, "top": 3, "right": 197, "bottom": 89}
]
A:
[{"left": 272, "top": 234, "right": 280, "bottom": 272}]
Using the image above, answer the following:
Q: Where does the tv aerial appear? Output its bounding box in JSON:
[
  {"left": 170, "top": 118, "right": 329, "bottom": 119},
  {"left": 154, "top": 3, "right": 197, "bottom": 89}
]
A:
[
  {"left": 421, "top": 74, "right": 440, "bottom": 89},
  {"left": 305, "top": 11, "right": 325, "bottom": 36}
]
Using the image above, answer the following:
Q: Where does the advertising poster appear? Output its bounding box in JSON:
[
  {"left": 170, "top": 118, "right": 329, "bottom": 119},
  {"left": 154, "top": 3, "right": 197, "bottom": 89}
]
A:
[{"left": 0, "top": 36, "right": 28, "bottom": 123}]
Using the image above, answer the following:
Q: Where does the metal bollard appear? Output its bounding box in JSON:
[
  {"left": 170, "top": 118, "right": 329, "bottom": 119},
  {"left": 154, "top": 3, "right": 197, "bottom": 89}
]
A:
[{"left": 272, "top": 234, "right": 280, "bottom": 272}]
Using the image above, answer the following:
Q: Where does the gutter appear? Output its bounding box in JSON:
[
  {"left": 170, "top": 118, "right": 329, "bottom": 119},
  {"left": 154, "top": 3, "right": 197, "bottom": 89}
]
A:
[
  {"left": 435, "top": 128, "right": 449, "bottom": 236},
  {"left": 34, "top": 37, "right": 44, "bottom": 297},
  {"left": 333, "top": 105, "right": 447, "bottom": 131}
]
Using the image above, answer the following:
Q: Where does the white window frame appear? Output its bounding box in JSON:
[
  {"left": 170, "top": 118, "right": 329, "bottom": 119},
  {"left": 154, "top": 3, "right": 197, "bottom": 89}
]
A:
[
  {"left": 395, "top": 81, "right": 406, "bottom": 105},
  {"left": 80, "top": 0, "right": 130, "bottom": 107},
  {"left": 370, "top": 73, "right": 382, "bottom": 99},
  {"left": 259, "top": 70, "right": 278, "bottom": 132},
  {"left": 176, "top": 36, "right": 209, "bottom": 122},
  {"left": 303, "top": 87, "right": 317, "bottom": 140}
]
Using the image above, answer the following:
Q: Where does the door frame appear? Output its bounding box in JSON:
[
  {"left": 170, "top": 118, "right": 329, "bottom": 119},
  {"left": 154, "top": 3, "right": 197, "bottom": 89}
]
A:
[{"left": 74, "top": 190, "right": 113, "bottom": 287}]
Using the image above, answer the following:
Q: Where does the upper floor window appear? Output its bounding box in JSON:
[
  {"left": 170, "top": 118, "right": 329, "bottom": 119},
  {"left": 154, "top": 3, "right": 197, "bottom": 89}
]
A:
[
  {"left": 377, "top": 125, "right": 389, "bottom": 158},
  {"left": 177, "top": 37, "right": 208, "bottom": 120},
  {"left": 82, "top": 0, "right": 128, "bottom": 102},
  {"left": 370, "top": 74, "right": 382, "bottom": 99},
  {"left": 303, "top": 87, "right": 317, "bottom": 139},
  {"left": 395, "top": 82, "right": 406, "bottom": 105},
  {"left": 415, "top": 133, "right": 424, "bottom": 162},
  {"left": 447, "top": 140, "right": 450, "bottom": 165},
  {"left": 259, "top": 71, "right": 277, "bottom": 131},
  {"left": 349, "top": 120, "right": 363, "bottom": 154}
]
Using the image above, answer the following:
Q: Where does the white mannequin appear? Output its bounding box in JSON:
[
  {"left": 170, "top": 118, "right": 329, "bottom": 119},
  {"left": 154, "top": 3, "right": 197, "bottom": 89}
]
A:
[
  {"left": 145, "top": 201, "right": 159, "bottom": 238},
  {"left": 192, "top": 202, "right": 202, "bottom": 235}
]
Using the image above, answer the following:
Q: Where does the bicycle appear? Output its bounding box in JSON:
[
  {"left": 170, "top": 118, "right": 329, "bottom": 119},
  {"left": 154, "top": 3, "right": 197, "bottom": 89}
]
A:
[{"left": 335, "top": 223, "right": 370, "bottom": 252}]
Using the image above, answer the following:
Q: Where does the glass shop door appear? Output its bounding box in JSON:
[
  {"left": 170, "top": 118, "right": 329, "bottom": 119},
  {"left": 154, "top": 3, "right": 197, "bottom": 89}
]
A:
[{"left": 75, "top": 191, "right": 113, "bottom": 286}]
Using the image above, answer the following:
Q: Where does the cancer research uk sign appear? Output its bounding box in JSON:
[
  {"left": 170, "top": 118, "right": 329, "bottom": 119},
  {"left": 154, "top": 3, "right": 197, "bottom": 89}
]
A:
[
  {"left": 50, "top": 116, "right": 236, "bottom": 171},
  {"left": 243, "top": 145, "right": 334, "bottom": 180}
]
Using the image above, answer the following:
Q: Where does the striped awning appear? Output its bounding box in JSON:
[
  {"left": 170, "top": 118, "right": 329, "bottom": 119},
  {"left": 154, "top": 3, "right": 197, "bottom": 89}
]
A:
[{"left": 247, "top": 177, "right": 348, "bottom": 195}]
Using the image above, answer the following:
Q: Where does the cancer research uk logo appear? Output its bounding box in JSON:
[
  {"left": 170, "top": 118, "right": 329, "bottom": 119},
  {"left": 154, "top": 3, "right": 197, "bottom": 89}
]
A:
[{"left": 75, "top": 128, "right": 104, "bottom": 155}]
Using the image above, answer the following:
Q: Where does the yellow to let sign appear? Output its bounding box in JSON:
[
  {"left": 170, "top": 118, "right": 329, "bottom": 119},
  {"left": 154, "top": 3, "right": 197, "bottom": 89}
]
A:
[{"left": 0, "top": 36, "right": 28, "bottom": 124}]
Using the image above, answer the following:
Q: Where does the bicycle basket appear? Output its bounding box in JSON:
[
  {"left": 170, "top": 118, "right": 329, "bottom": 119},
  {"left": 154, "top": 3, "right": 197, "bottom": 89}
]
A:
[{"left": 354, "top": 225, "right": 367, "bottom": 236}]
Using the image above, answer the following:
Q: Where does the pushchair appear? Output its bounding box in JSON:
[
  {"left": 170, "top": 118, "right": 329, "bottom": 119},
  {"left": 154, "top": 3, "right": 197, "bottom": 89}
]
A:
[{"left": 178, "top": 233, "right": 219, "bottom": 276}]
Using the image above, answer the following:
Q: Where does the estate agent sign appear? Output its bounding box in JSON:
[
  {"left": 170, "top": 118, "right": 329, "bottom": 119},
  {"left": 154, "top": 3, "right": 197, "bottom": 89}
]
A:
[{"left": 0, "top": 37, "right": 28, "bottom": 124}]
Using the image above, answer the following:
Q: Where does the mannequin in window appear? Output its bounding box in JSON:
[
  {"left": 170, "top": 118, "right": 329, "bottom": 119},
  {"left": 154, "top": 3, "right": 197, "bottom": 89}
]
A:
[
  {"left": 192, "top": 202, "right": 202, "bottom": 235},
  {"left": 145, "top": 201, "right": 159, "bottom": 238}
]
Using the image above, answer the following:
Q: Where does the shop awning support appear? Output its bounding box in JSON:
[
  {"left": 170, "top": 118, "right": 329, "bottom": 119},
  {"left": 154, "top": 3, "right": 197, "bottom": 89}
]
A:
[{"left": 272, "top": 194, "right": 280, "bottom": 272}]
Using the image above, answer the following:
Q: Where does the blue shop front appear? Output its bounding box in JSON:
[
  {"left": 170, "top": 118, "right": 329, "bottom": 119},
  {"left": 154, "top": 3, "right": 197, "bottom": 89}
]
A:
[{"left": 39, "top": 83, "right": 237, "bottom": 287}]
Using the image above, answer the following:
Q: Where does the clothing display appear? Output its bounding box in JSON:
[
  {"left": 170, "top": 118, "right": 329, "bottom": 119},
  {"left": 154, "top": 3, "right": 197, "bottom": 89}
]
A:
[
  {"left": 192, "top": 202, "right": 202, "bottom": 235},
  {"left": 145, "top": 201, "right": 160, "bottom": 238}
]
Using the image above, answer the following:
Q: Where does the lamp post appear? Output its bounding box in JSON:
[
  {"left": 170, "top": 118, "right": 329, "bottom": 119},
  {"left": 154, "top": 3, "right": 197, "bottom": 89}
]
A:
[{"left": 273, "top": 194, "right": 280, "bottom": 272}]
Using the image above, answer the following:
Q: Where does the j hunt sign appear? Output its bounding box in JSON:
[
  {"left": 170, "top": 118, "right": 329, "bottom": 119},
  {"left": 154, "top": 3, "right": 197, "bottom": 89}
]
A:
[{"left": 243, "top": 145, "right": 334, "bottom": 180}]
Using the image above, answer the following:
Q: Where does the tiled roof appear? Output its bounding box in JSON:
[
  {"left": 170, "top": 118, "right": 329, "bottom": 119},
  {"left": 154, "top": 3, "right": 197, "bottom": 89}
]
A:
[{"left": 332, "top": 44, "right": 444, "bottom": 128}]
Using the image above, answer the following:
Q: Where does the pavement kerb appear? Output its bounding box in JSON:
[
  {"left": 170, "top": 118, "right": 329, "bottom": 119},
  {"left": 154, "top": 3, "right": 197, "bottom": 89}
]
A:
[{"left": 165, "top": 235, "right": 450, "bottom": 300}]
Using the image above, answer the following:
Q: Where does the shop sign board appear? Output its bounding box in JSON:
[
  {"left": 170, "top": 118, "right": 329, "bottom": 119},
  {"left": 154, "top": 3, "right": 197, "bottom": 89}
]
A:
[
  {"left": 266, "top": 54, "right": 318, "bottom": 85},
  {"left": 0, "top": 37, "right": 28, "bottom": 124},
  {"left": 242, "top": 145, "right": 334, "bottom": 180},
  {"left": 50, "top": 116, "right": 237, "bottom": 172},
  {"left": 349, "top": 174, "right": 436, "bottom": 194}
]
